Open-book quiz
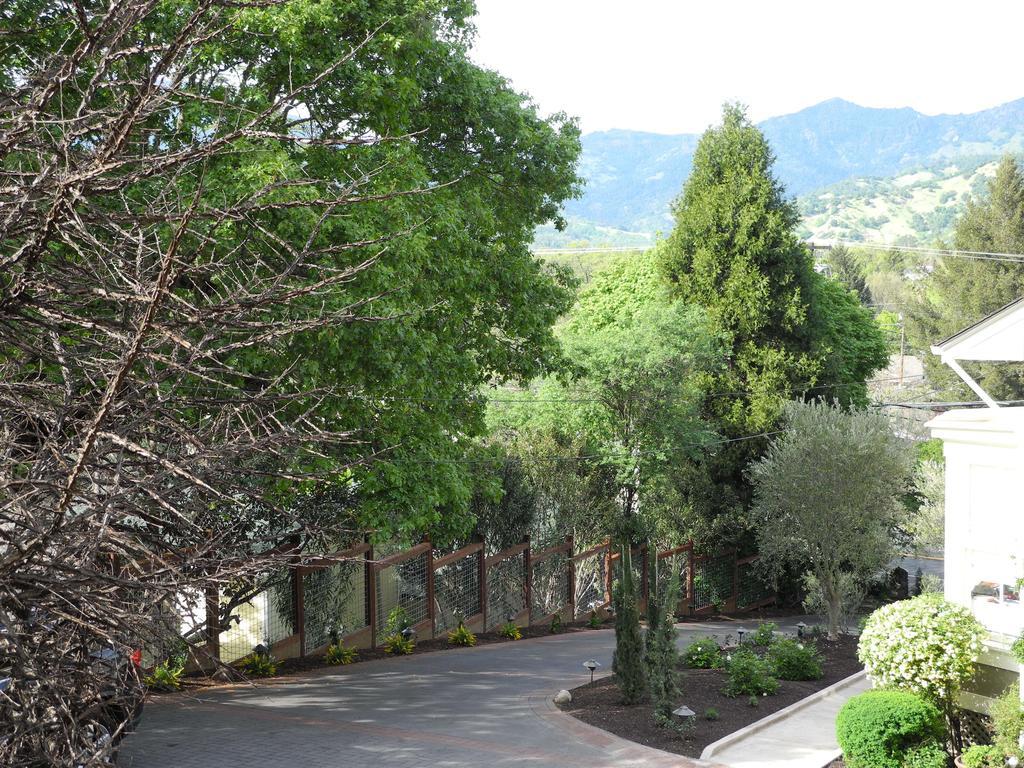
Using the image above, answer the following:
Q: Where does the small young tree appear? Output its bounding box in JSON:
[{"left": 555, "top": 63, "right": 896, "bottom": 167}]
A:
[
  {"left": 750, "top": 400, "right": 914, "bottom": 639},
  {"left": 646, "top": 557, "right": 681, "bottom": 721},
  {"left": 611, "top": 545, "right": 647, "bottom": 704}
]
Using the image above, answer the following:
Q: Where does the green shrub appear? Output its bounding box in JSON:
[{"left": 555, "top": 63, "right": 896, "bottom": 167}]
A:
[
  {"left": 722, "top": 647, "right": 779, "bottom": 698},
  {"left": 325, "top": 643, "right": 358, "bottom": 665},
  {"left": 748, "top": 694, "right": 759, "bottom": 707},
  {"left": 751, "top": 622, "right": 777, "bottom": 646},
  {"left": 902, "top": 743, "right": 948, "bottom": 768},
  {"left": 858, "top": 594, "right": 984, "bottom": 707},
  {"left": 1011, "top": 631, "right": 1024, "bottom": 665},
  {"left": 549, "top": 613, "right": 562, "bottom": 634},
  {"left": 990, "top": 682, "right": 1024, "bottom": 761},
  {"left": 960, "top": 745, "right": 1005, "bottom": 768},
  {"left": 835, "top": 689, "right": 945, "bottom": 768},
  {"left": 240, "top": 651, "right": 277, "bottom": 678},
  {"left": 704, "top": 707, "right": 719, "bottom": 721},
  {"left": 767, "top": 638, "right": 823, "bottom": 681},
  {"left": 384, "top": 606, "right": 412, "bottom": 637},
  {"left": 588, "top": 611, "right": 602, "bottom": 629},
  {"left": 498, "top": 621, "right": 521, "bottom": 640},
  {"left": 382, "top": 633, "right": 415, "bottom": 655},
  {"left": 144, "top": 660, "right": 184, "bottom": 691},
  {"left": 447, "top": 622, "right": 477, "bottom": 647},
  {"left": 684, "top": 637, "right": 723, "bottom": 669}
]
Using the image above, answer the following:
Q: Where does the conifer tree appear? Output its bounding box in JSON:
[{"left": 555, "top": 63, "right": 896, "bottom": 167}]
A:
[
  {"left": 611, "top": 545, "right": 647, "bottom": 704},
  {"left": 646, "top": 557, "right": 681, "bottom": 720},
  {"left": 657, "top": 104, "right": 887, "bottom": 542},
  {"left": 906, "top": 155, "right": 1024, "bottom": 400}
]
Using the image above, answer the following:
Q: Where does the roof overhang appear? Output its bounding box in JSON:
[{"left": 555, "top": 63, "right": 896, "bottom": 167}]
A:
[{"left": 930, "top": 297, "right": 1024, "bottom": 409}]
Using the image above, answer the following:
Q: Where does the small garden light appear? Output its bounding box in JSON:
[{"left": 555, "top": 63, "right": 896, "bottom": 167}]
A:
[
  {"left": 401, "top": 626, "right": 416, "bottom": 643},
  {"left": 797, "top": 621, "right": 808, "bottom": 639},
  {"left": 672, "top": 705, "right": 696, "bottom": 724},
  {"left": 737, "top": 628, "right": 746, "bottom": 644},
  {"left": 582, "top": 659, "right": 600, "bottom": 684}
]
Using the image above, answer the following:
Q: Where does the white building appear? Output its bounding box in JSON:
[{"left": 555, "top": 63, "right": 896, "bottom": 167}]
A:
[{"left": 927, "top": 297, "right": 1024, "bottom": 712}]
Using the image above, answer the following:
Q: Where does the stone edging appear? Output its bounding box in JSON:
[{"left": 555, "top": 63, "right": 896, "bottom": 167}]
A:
[{"left": 699, "top": 670, "right": 867, "bottom": 761}]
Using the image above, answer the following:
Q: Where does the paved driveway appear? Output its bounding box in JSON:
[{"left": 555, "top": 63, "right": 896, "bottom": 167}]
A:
[{"left": 121, "top": 618, "right": 810, "bottom": 768}]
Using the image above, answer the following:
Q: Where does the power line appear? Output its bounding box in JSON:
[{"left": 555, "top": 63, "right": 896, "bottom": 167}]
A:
[
  {"left": 821, "top": 240, "right": 1024, "bottom": 264},
  {"left": 531, "top": 240, "right": 1024, "bottom": 264}
]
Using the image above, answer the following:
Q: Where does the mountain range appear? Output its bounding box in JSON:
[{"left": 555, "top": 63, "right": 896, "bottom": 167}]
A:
[{"left": 537, "top": 98, "right": 1024, "bottom": 248}]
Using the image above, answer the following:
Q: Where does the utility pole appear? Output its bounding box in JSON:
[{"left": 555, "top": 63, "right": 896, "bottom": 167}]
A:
[{"left": 898, "top": 314, "right": 905, "bottom": 388}]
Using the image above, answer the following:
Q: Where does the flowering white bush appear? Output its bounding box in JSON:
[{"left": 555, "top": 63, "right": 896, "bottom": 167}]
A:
[{"left": 858, "top": 593, "right": 985, "bottom": 705}]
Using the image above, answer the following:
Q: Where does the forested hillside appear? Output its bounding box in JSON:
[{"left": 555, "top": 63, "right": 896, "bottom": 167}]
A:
[{"left": 548, "top": 97, "right": 1024, "bottom": 247}]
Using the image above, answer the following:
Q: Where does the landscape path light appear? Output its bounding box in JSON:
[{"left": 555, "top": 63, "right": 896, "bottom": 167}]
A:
[
  {"left": 582, "top": 659, "right": 601, "bottom": 684},
  {"left": 672, "top": 705, "right": 696, "bottom": 725},
  {"left": 737, "top": 628, "right": 746, "bottom": 644},
  {"left": 797, "top": 621, "right": 807, "bottom": 639},
  {"left": 401, "top": 627, "right": 416, "bottom": 643}
]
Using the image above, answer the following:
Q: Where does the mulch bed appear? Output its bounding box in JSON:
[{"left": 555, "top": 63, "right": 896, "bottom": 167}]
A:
[{"left": 560, "top": 634, "right": 862, "bottom": 758}]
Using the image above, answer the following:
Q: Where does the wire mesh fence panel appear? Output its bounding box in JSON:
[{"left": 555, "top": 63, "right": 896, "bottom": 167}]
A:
[
  {"left": 573, "top": 551, "right": 609, "bottom": 617},
  {"left": 652, "top": 554, "right": 686, "bottom": 609},
  {"left": 218, "top": 570, "right": 294, "bottom": 663},
  {"left": 531, "top": 552, "right": 569, "bottom": 619},
  {"left": 485, "top": 552, "right": 526, "bottom": 630},
  {"left": 736, "top": 560, "right": 773, "bottom": 609},
  {"left": 141, "top": 590, "right": 204, "bottom": 668},
  {"left": 375, "top": 552, "right": 429, "bottom": 635},
  {"left": 302, "top": 560, "right": 367, "bottom": 652},
  {"left": 609, "top": 549, "right": 644, "bottom": 594},
  {"left": 692, "top": 554, "right": 734, "bottom": 612},
  {"left": 433, "top": 552, "right": 482, "bottom": 634}
]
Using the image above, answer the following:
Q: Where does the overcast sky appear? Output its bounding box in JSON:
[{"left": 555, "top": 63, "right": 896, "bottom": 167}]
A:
[{"left": 470, "top": 1, "right": 1024, "bottom": 135}]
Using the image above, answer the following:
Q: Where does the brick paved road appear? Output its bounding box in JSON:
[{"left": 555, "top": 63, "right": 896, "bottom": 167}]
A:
[{"left": 121, "top": 619, "right": 810, "bottom": 768}]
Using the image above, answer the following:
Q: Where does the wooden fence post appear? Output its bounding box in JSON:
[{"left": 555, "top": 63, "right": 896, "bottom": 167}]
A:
[
  {"left": 603, "top": 543, "right": 612, "bottom": 605},
  {"left": 476, "top": 534, "right": 487, "bottom": 631},
  {"left": 293, "top": 561, "right": 305, "bottom": 658},
  {"left": 204, "top": 584, "right": 220, "bottom": 666},
  {"left": 686, "top": 541, "right": 695, "bottom": 615},
  {"left": 565, "top": 534, "right": 575, "bottom": 619},
  {"left": 366, "top": 541, "right": 377, "bottom": 650},
  {"left": 523, "top": 535, "right": 532, "bottom": 627},
  {"left": 640, "top": 543, "right": 649, "bottom": 615},
  {"left": 730, "top": 549, "right": 739, "bottom": 612},
  {"left": 425, "top": 537, "right": 435, "bottom": 639}
]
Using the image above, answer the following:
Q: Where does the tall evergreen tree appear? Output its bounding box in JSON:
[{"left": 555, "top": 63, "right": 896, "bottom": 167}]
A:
[
  {"left": 657, "top": 104, "right": 887, "bottom": 542},
  {"left": 611, "top": 546, "right": 647, "bottom": 704},
  {"left": 645, "top": 556, "right": 681, "bottom": 721},
  {"left": 906, "top": 156, "right": 1024, "bottom": 400}
]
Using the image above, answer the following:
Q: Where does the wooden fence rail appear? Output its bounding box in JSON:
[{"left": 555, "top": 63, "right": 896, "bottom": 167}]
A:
[{"left": 203, "top": 535, "right": 775, "bottom": 668}]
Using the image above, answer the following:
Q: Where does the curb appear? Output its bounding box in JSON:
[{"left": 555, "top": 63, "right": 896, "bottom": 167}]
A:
[
  {"left": 530, "top": 690, "right": 728, "bottom": 768},
  {"left": 700, "top": 670, "right": 867, "bottom": 761}
]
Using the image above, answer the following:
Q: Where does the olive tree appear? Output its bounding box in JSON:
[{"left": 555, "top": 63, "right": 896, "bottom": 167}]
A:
[{"left": 750, "top": 400, "right": 914, "bottom": 639}]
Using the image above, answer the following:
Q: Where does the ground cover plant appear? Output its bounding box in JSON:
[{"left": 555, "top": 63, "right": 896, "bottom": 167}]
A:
[
  {"left": 325, "top": 644, "right": 359, "bottom": 665},
  {"left": 684, "top": 637, "right": 724, "bottom": 669},
  {"left": 722, "top": 647, "right": 779, "bottom": 697},
  {"left": 448, "top": 623, "right": 477, "bottom": 647},
  {"left": 767, "top": 638, "right": 823, "bottom": 681}
]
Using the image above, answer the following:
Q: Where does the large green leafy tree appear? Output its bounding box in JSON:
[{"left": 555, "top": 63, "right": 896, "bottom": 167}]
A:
[
  {"left": 2, "top": 2, "right": 580, "bottom": 548},
  {"left": 1, "top": 3, "right": 579, "bottom": 760},
  {"left": 490, "top": 252, "right": 721, "bottom": 545},
  {"left": 906, "top": 156, "right": 1024, "bottom": 401},
  {"left": 656, "top": 105, "right": 888, "bottom": 542}
]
